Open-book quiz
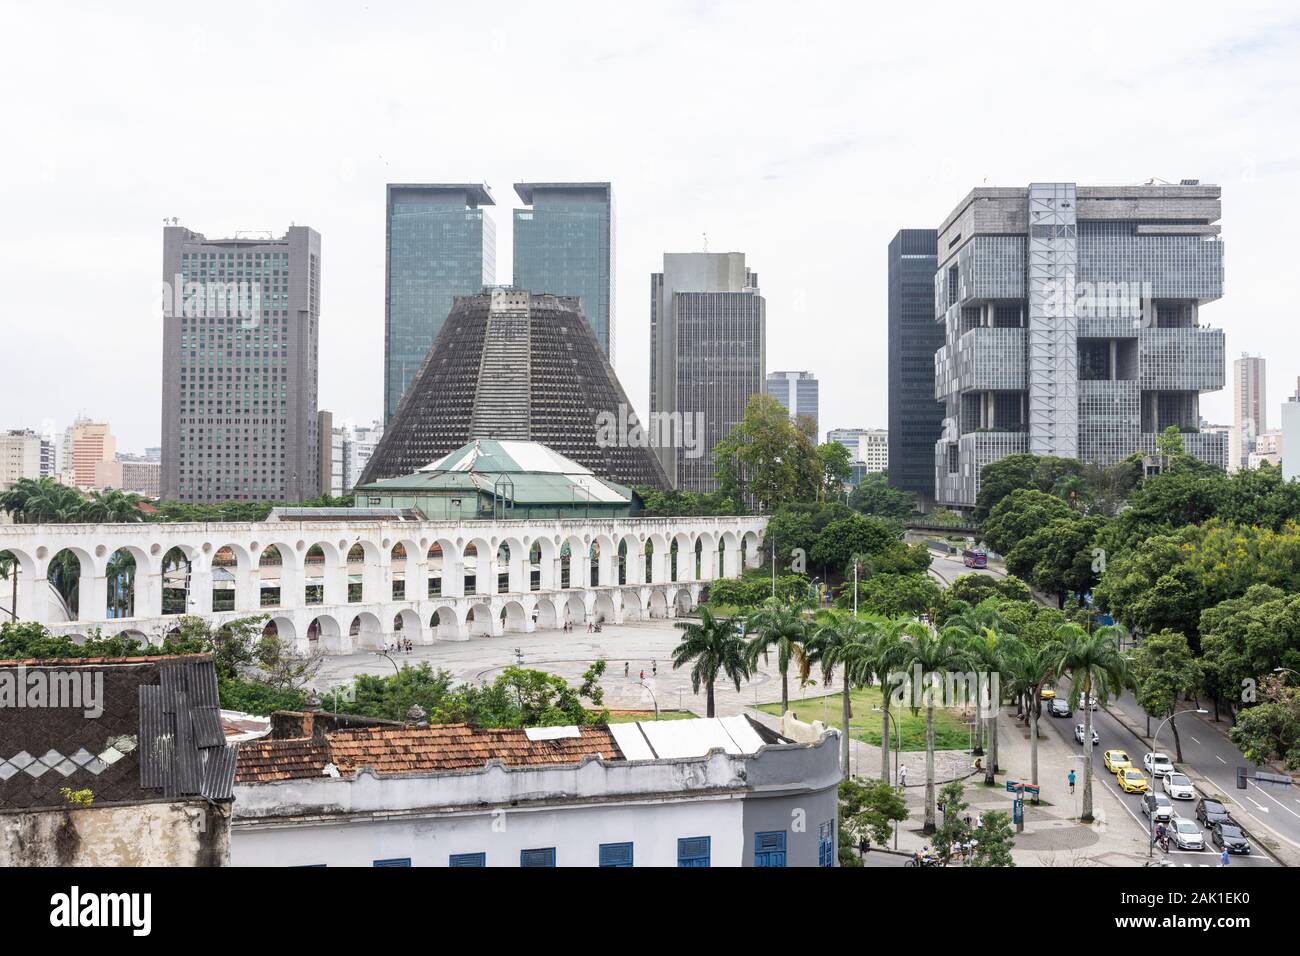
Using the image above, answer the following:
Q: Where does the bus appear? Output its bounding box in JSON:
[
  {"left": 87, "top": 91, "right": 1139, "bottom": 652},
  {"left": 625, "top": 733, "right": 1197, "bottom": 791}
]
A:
[{"left": 962, "top": 548, "right": 987, "bottom": 569}]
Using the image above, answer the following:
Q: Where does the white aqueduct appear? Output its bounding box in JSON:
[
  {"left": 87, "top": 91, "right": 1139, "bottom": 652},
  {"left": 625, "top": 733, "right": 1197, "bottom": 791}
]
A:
[{"left": 0, "top": 516, "right": 767, "bottom": 654}]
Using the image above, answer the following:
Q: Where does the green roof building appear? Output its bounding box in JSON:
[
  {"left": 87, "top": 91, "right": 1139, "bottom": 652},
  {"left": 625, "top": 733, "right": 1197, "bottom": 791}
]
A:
[{"left": 353, "top": 439, "right": 637, "bottom": 520}]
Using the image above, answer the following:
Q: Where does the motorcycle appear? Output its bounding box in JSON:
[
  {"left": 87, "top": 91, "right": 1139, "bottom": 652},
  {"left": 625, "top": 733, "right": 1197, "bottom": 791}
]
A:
[{"left": 905, "top": 855, "right": 941, "bottom": 868}]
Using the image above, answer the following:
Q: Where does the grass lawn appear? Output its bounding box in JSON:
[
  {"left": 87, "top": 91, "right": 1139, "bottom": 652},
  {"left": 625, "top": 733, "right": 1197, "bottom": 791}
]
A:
[
  {"left": 756, "top": 685, "right": 975, "bottom": 751},
  {"left": 601, "top": 709, "right": 698, "bottom": 723}
]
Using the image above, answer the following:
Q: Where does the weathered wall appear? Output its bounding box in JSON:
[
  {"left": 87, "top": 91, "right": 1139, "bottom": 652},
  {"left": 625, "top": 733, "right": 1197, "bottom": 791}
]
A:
[{"left": 0, "top": 800, "right": 229, "bottom": 867}]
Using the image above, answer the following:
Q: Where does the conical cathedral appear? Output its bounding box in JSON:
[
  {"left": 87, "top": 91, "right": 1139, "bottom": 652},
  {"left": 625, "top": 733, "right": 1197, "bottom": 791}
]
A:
[{"left": 361, "top": 288, "right": 670, "bottom": 489}]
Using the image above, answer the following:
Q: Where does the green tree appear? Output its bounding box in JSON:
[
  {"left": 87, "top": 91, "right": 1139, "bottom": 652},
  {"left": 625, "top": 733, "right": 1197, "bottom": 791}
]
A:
[
  {"left": 981, "top": 488, "right": 1073, "bottom": 556},
  {"left": 1003, "top": 643, "right": 1056, "bottom": 786},
  {"left": 897, "top": 625, "right": 976, "bottom": 832},
  {"left": 671, "top": 606, "right": 750, "bottom": 717},
  {"left": 947, "top": 599, "right": 1018, "bottom": 780},
  {"left": 1229, "top": 680, "right": 1300, "bottom": 770},
  {"left": 1130, "top": 630, "right": 1203, "bottom": 760},
  {"left": 1007, "top": 514, "right": 1107, "bottom": 607},
  {"left": 848, "top": 472, "right": 915, "bottom": 520},
  {"left": 974, "top": 454, "right": 1084, "bottom": 522},
  {"left": 712, "top": 394, "right": 820, "bottom": 511},
  {"left": 808, "top": 513, "right": 901, "bottom": 578},
  {"left": 743, "top": 598, "right": 811, "bottom": 716},
  {"left": 1048, "top": 622, "right": 1131, "bottom": 822},
  {"left": 932, "top": 780, "right": 972, "bottom": 863},
  {"left": 807, "top": 610, "right": 870, "bottom": 776},
  {"left": 815, "top": 441, "right": 853, "bottom": 502},
  {"left": 968, "top": 810, "right": 1016, "bottom": 867},
  {"left": 842, "top": 573, "right": 942, "bottom": 619},
  {"left": 838, "top": 777, "right": 909, "bottom": 853}
]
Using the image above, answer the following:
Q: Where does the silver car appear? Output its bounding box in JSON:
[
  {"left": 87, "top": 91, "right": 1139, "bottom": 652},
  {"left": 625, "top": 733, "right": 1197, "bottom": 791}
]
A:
[
  {"left": 1171, "top": 816, "right": 1204, "bottom": 850},
  {"left": 1073, "top": 723, "right": 1099, "bottom": 745}
]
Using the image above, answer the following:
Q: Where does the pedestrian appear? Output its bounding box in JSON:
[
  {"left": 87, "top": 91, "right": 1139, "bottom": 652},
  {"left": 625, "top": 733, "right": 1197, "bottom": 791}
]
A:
[
  {"left": 652, "top": 660, "right": 657, "bottom": 677},
  {"left": 1068, "top": 768, "right": 1076, "bottom": 794},
  {"left": 899, "top": 765, "right": 908, "bottom": 788},
  {"left": 640, "top": 669, "right": 645, "bottom": 681},
  {"left": 1220, "top": 847, "right": 1230, "bottom": 867},
  {"left": 624, "top": 662, "right": 629, "bottom": 679}
]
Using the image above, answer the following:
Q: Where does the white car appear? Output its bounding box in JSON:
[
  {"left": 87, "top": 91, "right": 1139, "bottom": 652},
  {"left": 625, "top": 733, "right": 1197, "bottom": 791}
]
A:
[
  {"left": 1143, "top": 752, "right": 1175, "bottom": 778},
  {"left": 1163, "top": 772, "right": 1195, "bottom": 800},
  {"left": 1073, "top": 723, "right": 1099, "bottom": 745},
  {"left": 1170, "top": 816, "right": 1204, "bottom": 850}
]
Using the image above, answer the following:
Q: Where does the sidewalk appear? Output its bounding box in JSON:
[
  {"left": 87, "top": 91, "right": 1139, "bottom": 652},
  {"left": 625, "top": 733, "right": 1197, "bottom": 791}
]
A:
[{"left": 871, "top": 708, "right": 1159, "bottom": 866}]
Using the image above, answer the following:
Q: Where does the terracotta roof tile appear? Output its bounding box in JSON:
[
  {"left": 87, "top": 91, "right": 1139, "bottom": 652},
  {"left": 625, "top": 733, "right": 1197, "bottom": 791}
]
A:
[{"left": 235, "top": 723, "right": 622, "bottom": 783}]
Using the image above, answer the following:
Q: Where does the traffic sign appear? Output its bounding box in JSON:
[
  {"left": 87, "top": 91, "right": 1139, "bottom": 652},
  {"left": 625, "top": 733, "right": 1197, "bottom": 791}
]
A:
[{"left": 1006, "top": 781, "right": 1021, "bottom": 793}]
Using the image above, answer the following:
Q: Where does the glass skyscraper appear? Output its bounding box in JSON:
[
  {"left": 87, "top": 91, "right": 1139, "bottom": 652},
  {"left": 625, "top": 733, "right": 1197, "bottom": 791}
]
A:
[
  {"left": 766, "top": 370, "right": 819, "bottom": 437},
  {"left": 512, "top": 183, "right": 614, "bottom": 358},
  {"left": 384, "top": 184, "right": 496, "bottom": 423},
  {"left": 887, "top": 228, "right": 942, "bottom": 505}
]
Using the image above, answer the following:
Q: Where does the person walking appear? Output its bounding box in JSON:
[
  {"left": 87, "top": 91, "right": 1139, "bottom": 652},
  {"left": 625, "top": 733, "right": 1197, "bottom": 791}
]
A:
[
  {"left": 1220, "top": 847, "right": 1230, "bottom": 867},
  {"left": 1068, "top": 768, "right": 1076, "bottom": 794},
  {"left": 624, "top": 662, "right": 630, "bottom": 679},
  {"left": 899, "top": 765, "right": 908, "bottom": 788},
  {"left": 651, "top": 659, "right": 657, "bottom": 677}
]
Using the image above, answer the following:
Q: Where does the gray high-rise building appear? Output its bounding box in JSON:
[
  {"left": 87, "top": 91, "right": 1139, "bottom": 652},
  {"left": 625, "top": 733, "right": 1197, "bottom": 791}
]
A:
[
  {"left": 650, "top": 252, "right": 766, "bottom": 492},
  {"left": 513, "top": 182, "right": 614, "bottom": 359},
  {"left": 887, "top": 229, "right": 942, "bottom": 506},
  {"left": 1230, "top": 353, "right": 1266, "bottom": 472},
  {"left": 161, "top": 224, "right": 321, "bottom": 503},
  {"left": 933, "top": 182, "right": 1226, "bottom": 509},
  {"left": 384, "top": 184, "right": 496, "bottom": 422},
  {"left": 766, "top": 371, "right": 819, "bottom": 437}
]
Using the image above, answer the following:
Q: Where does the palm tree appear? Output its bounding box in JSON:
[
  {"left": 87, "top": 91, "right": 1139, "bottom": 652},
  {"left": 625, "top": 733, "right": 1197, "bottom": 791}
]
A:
[
  {"left": 897, "top": 624, "right": 976, "bottom": 833},
  {"left": 81, "top": 489, "right": 145, "bottom": 524},
  {"left": 961, "top": 624, "right": 1019, "bottom": 785},
  {"left": 743, "top": 598, "right": 811, "bottom": 717},
  {"left": 671, "top": 606, "right": 750, "bottom": 718},
  {"left": 944, "top": 597, "right": 1017, "bottom": 762},
  {"left": 852, "top": 614, "right": 916, "bottom": 784},
  {"left": 1048, "top": 622, "right": 1131, "bottom": 822},
  {"left": 807, "top": 610, "right": 869, "bottom": 776},
  {"left": 1003, "top": 643, "right": 1056, "bottom": 787},
  {"left": 0, "top": 478, "right": 84, "bottom": 524}
]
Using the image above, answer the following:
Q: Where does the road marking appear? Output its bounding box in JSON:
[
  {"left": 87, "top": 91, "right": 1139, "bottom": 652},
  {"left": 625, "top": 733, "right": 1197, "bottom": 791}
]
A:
[
  {"left": 1215, "top": 755, "right": 1227, "bottom": 764},
  {"left": 1249, "top": 781, "right": 1300, "bottom": 820},
  {"left": 1188, "top": 735, "right": 1201, "bottom": 745}
]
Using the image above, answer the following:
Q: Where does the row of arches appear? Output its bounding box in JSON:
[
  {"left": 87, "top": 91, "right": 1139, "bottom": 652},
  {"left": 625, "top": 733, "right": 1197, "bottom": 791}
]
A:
[{"left": 2, "top": 529, "right": 760, "bottom": 625}]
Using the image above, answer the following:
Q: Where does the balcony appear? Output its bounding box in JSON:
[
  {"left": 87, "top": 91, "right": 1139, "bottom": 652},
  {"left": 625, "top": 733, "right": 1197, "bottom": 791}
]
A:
[{"left": 935, "top": 327, "right": 1026, "bottom": 399}]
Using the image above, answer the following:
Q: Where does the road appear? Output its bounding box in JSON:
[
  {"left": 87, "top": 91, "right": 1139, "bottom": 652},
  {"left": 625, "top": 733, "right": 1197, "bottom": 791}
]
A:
[
  {"left": 1106, "top": 687, "right": 1300, "bottom": 851},
  {"left": 1038, "top": 692, "right": 1280, "bottom": 868}
]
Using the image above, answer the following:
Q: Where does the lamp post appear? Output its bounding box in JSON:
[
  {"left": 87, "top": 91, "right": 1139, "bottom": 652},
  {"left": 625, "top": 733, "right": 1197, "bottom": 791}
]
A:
[
  {"left": 1147, "top": 707, "right": 1208, "bottom": 859},
  {"left": 639, "top": 678, "right": 659, "bottom": 720},
  {"left": 874, "top": 705, "right": 903, "bottom": 848},
  {"left": 376, "top": 649, "right": 401, "bottom": 677}
]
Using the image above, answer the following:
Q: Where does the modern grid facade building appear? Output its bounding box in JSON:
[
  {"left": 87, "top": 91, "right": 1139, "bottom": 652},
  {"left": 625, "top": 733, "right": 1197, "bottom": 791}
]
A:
[
  {"left": 933, "top": 182, "right": 1226, "bottom": 508},
  {"left": 161, "top": 224, "right": 322, "bottom": 504},
  {"left": 650, "top": 253, "right": 766, "bottom": 493},
  {"left": 513, "top": 182, "right": 614, "bottom": 359},
  {"left": 384, "top": 184, "right": 496, "bottom": 423},
  {"left": 765, "top": 371, "right": 819, "bottom": 437},
  {"left": 887, "top": 229, "right": 942, "bottom": 506},
  {"left": 1230, "top": 353, "right": 1266, "bottom": 472},
  {"left": 827, "top": 427, "right": 888, "bottom": 484}
]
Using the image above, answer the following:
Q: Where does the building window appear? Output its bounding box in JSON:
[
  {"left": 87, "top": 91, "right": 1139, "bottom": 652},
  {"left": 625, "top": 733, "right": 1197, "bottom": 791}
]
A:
[
  {"left": 449, "top": 853, "right": 486, "bottom": 867},
  {"left": 599, "top": 842, "right": 634, "bottom": 867},
  {"left": 520, "top": 847, "right": 556, "bottom": 868},
  {"left": 373, "top": 858, "right": 411, "bottom": 867},
  {"left": 819, "top": 821, "right": 835, "bottom": 868},
  {"left": 677, "top": 836, "right": 711, "bottom": 868},
  {"left": 754, "top": 831, "right": 787, "bottom": 867}
]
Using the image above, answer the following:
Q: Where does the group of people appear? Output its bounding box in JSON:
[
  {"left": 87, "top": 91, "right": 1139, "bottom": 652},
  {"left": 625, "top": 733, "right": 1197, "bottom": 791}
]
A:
[
  {"left": 385, "top": 638, "right": 413, "bottom": 654},
  {"left": 623, "top": 660, "right": 658, "bottom": 681},
  {"left": 560, "top": 619, "right": 604, "bottom": 633}
]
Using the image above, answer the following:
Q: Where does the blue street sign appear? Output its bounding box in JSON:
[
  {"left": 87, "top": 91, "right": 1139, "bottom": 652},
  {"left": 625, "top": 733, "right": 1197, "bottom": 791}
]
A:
[
  {"left": 1013, "top": 799, "right": 1024, "bottom": 825},
  {"left": 1006, "top": 781, "right": 1022, "bottom": 793}
]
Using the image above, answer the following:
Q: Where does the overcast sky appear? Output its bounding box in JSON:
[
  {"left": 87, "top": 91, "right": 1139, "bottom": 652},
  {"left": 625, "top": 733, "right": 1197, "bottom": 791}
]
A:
[{"left": 2, "top": 0, "right": 1299, "bottom": 454}]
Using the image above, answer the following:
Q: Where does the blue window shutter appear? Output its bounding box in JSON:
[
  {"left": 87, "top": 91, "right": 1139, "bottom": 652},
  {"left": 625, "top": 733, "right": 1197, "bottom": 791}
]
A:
[
  {"left": 677, "top": 836, "right": 711, "bottom": 867},
  {"left": 819, "top": 821, "right": 835, "bottom": 867},
  {"left": 449, "top": 853, "right": 486, "bottom": 867},
  {"left": 373, "top": 858, "right": 411, "bottom": 867},
  {"left": 520, "top": 847, "right": 556, "bottom": 868},
  {"left": 754, "top": 831, "right": 787, "bottom": 868},
  {"left": 599, "top": 842, "right": 634, "bottom": 867}
]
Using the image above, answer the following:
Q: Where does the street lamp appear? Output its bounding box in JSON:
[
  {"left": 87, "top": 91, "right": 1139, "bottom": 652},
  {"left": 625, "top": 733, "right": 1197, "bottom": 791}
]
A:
[
  {"left": 639, "top": 678, "right": 660, "bottom": 720},
  {"left": 1147, "top": 708, "right": 1208, "bottom": 859},
  {"left": 872, "top": 703, "right": 904, "bottom": 849},
  {"left": 1273, "top": 667, "right": 1298, "bottom": 682},
  {"left": 376, "top": 649, "right": 401, "bottom": 677}
]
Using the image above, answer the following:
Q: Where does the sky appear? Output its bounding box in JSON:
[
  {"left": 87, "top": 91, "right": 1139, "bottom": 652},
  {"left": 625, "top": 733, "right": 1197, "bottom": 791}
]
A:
[{"left": 2, "top": 0, "right": 1299, "bottom": 454}]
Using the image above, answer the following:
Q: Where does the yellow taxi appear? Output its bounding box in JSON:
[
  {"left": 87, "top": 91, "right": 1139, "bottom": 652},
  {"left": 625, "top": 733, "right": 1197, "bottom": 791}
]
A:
[
  {"left": 1040, "top": 685, "right": 1057, "bottom": 700},
  {"left": 1102, "top": 749, "right": 1131, "bottom": 773},
  {"left": 1117, "top": 768, "right": 1150, "bottom": 794}
]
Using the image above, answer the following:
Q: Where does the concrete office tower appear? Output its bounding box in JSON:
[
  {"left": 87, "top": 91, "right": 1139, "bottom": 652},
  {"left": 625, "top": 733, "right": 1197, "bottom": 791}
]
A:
[
  {"left": 362, "top": 289, "right": 667, "bottom": 490},
  {"left": 385, "top": 184, "right": 496, "bottom": 422},
  {"left": 933, "top": 182, "right": 1226, "bottom": 509},
  {"left": 827, "top": 427, "right": 889, "bottom": 478},
  {"left": 66, "top": 418, "right": 116, "bottom": 489},
  {"left": 343, "top": 420, "right": 384, "bottom": 493},
  {"left": 513, "top": 183, "right": 614, "bottom": 359},
  {"left": 1282, "top": 378, "right": 1300, "bottom": 483},
  {"left": 161, "top": 224, "right": 321, "bottom": 504},
  {"left": 1, "top": 430, "right": 43, "bottom": 490},
  {"left": 766, "top": 371, "right": 819, "bottom": 437},
  {"left": 888, "top": 229, "right": 942, "bottom": 506},
  {"left": 1230, "top": 353, "right": 1266, "bottom": 472},
  {"left": 650, "top": 253, "right": 766, "bottom": 493}
]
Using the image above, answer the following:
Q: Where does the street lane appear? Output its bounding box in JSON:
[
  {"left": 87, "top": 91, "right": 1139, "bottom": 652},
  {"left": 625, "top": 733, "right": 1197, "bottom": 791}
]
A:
[{"left": 1038, "top": 692, "right": 1278, "bottom": 867}]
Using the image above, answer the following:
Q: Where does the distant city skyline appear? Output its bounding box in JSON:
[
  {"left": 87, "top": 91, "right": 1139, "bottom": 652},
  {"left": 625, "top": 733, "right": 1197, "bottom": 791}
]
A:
[{"left": 3, "top": 4, "right": 1299, "bottom": 455}]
